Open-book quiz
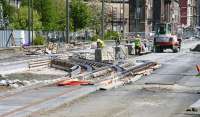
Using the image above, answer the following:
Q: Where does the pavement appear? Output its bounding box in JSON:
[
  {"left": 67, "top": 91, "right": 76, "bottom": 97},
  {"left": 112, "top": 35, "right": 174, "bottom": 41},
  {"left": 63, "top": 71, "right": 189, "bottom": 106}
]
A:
[
  {"left": 32, "top": 39, "right": 200, "bottom": 117},
  {"left": 0, "top": 86, "right": 97, "bottom": 117},
  {"left": 0, "top": 59, "right": 158, "bottom": 117}
]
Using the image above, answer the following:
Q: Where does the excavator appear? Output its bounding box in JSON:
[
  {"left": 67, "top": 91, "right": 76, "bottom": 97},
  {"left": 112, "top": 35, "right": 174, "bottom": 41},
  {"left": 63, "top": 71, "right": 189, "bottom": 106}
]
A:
[{"left": 154, "top": 23, "right": 182, "bottom": 53}]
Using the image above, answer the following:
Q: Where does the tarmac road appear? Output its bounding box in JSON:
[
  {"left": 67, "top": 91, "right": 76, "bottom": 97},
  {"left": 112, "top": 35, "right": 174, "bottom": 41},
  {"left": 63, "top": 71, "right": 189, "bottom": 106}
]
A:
[{"left": 33, "top": 39, "right": 200, "bottom": 117}]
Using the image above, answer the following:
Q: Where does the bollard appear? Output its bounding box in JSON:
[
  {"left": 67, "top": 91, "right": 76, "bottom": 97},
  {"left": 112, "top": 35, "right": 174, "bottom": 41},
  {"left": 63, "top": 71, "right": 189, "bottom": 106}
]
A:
[
  {"left": 95, "top": 48, "right": 102, "bottom": 62},
  {"left": 196, "top": 65, "right": 200, "bottom": 75}
]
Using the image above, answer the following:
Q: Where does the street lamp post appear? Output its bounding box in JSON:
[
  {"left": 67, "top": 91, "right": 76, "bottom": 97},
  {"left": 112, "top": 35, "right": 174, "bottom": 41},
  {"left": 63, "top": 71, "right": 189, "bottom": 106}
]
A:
[
  {"left": 28, "top": 0, "right": 31, "bottom": 45},
  {"left": 112, "top": 6, "right": 114, "bottom": 31},
  {"left": 66, "top": 0, "right": 70, "bottom": 43},
  {"left": 101, "top": 0, "right": 104, "bottom": 40},
  {"left": 31, "top": 0, "right": 33, "bottom": 45},
  {"left": 122, "top": 0, "right": 125, "bottom": 39}
]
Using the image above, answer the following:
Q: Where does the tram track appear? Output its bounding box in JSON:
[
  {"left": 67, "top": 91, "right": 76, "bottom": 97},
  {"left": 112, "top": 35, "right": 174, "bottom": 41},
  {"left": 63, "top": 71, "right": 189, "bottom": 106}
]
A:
[{"left": 0, "top": 57, "right": 159, "bottom": 117}]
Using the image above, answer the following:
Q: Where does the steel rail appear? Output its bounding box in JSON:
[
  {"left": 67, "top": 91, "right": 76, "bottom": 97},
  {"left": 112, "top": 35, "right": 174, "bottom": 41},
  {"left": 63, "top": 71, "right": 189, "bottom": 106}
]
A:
[{"left": 0, "top": 58, "right": 158, "bottom": 117}]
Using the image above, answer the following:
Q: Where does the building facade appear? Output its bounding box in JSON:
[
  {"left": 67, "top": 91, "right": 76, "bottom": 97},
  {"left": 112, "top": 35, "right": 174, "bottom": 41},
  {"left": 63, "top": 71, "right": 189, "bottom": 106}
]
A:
[
  {"left": 106, "top": 1, "right": 129, "bottom": 33},
  {"left": 180, "top": 0, "right": 198, "bottom": 27},
  {"left": 197, "top": 0, "right": 200, "bottom": 26},
  {"left": 188, "top": 0, "right": 198, "bottom": 27},
  {"left": 129, "top": 0, "right": 179, "bottom": 33},
  {"left": 152, "top": 0, "right": 180, "bottom": 31},
  {"left": 180, "top": 0, "right": 187, "bottom": 25},
  {"left": 129, "top": 0, "right": 153, "bottom": 32}
]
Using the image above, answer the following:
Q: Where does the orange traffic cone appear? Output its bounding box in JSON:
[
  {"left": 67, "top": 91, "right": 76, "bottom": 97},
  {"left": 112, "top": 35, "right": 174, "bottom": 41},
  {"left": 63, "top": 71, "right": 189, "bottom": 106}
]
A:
[{"left": 196, "top": 65, "right": 200, "bottom": 74}]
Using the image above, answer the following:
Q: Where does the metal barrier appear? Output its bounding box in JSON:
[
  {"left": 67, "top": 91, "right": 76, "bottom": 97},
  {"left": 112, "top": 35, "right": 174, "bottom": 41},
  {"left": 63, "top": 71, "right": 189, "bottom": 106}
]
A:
[
  {"left": 0, "top": 29, "right": 12, "bottom": 48},
  {"left": 0, "top": 30, "right": 35, "bottom": 48}
]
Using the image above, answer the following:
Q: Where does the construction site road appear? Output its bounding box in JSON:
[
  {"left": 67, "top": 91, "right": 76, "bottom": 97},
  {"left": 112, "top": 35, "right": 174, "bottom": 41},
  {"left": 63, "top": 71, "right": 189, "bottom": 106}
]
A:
[
  {"left": 0, "top": 52, "right": 159, "bottom": 116},
  {"left": 33, "top": 39, "right": 200, "bottom": 117}
]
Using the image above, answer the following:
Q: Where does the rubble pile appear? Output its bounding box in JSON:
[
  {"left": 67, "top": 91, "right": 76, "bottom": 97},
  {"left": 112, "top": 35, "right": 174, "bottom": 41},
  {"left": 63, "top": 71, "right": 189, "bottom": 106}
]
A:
[
  {"left": 0, "top": 79, "right": 59, "bottom": 88},
  {"left": 191, "top": 44, "right": 200, "bottom": 52}
]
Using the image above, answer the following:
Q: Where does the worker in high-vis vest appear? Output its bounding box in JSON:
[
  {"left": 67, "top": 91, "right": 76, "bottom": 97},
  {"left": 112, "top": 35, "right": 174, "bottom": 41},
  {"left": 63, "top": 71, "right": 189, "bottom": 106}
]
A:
[
  {"left": 134, "top": 34, "right": 142, "bottom": 55},
  {"left": 97, "top": 39, "right": 105, "bottom": 48}
]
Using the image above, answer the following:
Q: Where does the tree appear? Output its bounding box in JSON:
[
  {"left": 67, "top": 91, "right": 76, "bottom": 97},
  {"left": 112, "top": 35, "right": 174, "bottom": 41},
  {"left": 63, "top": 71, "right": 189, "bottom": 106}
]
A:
[
  {"left": 9, "top": 6, "right": 42, "bottom": 30},
  {"left": 83, "top": 0, "right": 111, "bottom": 36},
  {"left": 104, "top": 31, "right": 120, "bottom": 40},
  {"left": 71, "top": 0, "right": 93, "bottom": 31},
  {"left": 37, "top": 0, "right": 57, "bottom": 30},
  {"left": 53, "top": 0, "right": 74, "bottom": 31},
  {"left": 1, "top": 0, "right": 14, "bottom": 17},
  {"left": 20, "top": 0, "right": 97, "bottom": 32},
  {"left": 87, "top": 0, "right": 101, "bottom": 35},
  {"left": 0, "top": 0, "right": 16, "bottom": 27},
  {"left": 21, "top": 0, "right": 57, "bottom": 30}
]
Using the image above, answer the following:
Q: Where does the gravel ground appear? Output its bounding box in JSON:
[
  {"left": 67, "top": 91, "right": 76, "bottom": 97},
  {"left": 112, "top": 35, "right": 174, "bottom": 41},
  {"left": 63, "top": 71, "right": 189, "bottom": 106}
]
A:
[
  {"left": 0, "top": 86, "right": 11, "bottom": 92},
  {"left": 5, "top": 68, "right": 68, "bottom": 80},
  {"left": 0, "top": 68, "right": 68, "bottom": 92},
  {"left": 0, "top": 39, "right": 199, "bottom": 117},
  {"left": 32, "top": 86, "right": 200, "bottom": 117},
  {"left": 31, "top": 39, "right": 200, "bottom": 117}
]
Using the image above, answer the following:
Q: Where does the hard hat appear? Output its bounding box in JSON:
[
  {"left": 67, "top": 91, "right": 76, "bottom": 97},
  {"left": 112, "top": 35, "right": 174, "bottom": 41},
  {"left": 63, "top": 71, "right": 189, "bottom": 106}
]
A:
[{"left": 136, "top": 34, "right": 140, "bottom": 37}]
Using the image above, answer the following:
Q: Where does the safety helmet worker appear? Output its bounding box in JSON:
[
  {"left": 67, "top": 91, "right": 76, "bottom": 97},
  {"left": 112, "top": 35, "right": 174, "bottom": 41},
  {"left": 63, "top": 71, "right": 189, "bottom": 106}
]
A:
[
  {"left": 96, "top": 39, "right": 105, "bottom": 48},
  {"left": 136, "top": 34, "right": 140, "bottom": 38},
  {"left": 97, "top": 39, "right": 101, "bottom": 42}
]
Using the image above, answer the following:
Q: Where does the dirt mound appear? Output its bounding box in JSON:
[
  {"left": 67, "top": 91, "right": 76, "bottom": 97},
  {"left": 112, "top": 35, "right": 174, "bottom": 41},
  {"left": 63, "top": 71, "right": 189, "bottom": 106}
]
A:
[{"left": 191, "top": 44, "right": 200, "bottom": 52}]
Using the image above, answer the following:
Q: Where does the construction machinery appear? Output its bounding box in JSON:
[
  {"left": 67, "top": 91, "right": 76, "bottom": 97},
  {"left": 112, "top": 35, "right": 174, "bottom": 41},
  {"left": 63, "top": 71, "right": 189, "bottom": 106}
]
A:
[{"left": 154, "top": 23, "right": 181, "bottom": 53}]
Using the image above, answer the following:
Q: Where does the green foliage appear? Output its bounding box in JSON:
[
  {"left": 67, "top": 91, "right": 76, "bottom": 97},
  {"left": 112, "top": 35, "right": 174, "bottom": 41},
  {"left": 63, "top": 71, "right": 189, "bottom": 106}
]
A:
[
  {"left": 91, "top": 34, "right": 101, "bottom": 41},
  {"left": 71, "top": 0, "right": 93, "bottom": 31},
  {"left": 33, "top": 35, "right": 45, "bottom": 45},
  {"left": 21, "top": 0, "right": 57, "bottom": 30},
  {"left": 53, "top": 0, "right": 66, "bottom": 30},
  {"left": 1, "top": 0, "right": 16, "bottom": 24},
  {"left": 8, "top": 0, "right": 97, "bottom": 31},
  {"left": 88, "top": 5, "right": 101, "bottom": 35},
  {"left": 21, "top": 0, "right": 77, "bottom": 31},
  {"left": 38, "top": 0, "right": 57, "bottom": 30},
  {"left": 104, "top": 31, "right": 120, "bottom": 40},
  {"left": 20, "top": 0, "right": 28, "bottom": 6},
  {"left": 9, "top": 6, "right": 42, "bottom": 30}
]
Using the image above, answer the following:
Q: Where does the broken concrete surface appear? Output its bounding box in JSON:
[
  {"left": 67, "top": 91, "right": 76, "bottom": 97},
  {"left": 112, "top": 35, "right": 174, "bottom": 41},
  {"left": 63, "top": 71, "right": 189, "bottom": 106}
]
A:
[
  {"left": 30, "top": 40, "right": 200, "bottom": 117},
  {"left": 0, "top": 68, "right": 68, "bottom": 91}
]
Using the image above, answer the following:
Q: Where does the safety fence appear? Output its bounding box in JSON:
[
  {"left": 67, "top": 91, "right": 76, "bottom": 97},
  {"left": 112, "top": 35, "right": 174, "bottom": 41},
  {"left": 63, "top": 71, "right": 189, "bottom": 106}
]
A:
[
  {"left": 0, "top": 30, "right": 34, "bottom": 48},
  {"left": 0, "top": 29, "right": 12, "bottom": 48}
]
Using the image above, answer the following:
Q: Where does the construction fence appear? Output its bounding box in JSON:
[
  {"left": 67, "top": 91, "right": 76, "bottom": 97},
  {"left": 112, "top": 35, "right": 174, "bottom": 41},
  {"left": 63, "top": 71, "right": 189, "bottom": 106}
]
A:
[
  {"left": 0, "top": 30, "right": 93, "bottom": 48},
  {"left": 0, "top": 29, "right": 13, "bottom": 48},
  {"left": 0, "top": 30, "right": 34, "bottom": 48}
]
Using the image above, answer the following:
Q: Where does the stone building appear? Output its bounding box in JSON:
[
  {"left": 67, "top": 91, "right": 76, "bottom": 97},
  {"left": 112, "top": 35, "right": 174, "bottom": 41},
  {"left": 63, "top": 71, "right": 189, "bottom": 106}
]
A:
[
  {"left": 129, "top": 0, "right": 180, "bottom": 33},
  {"left": 198, "top": 0, "right": 200, "bottom": 26},
  {"left": 187, "top": 0, "right": 198, "bottom": 27},
  {"left": 180, "top": 0, "right": 198, "bottom": 27},
  {"left": 129, "top": 0, "right": 153, "bottom": 32},
  {"left": 180, "top": 0, "right": 188, "bottom": 25},
  {"left": 106, "top": 1, "right": 129, "bottom": 33},
  {"left": 152, "top": 0, "right": 180, "bottom": 31}
]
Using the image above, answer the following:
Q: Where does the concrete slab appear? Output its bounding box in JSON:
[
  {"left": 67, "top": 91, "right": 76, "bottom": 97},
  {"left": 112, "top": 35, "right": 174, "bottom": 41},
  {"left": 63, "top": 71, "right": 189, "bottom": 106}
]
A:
[
  {"left": 174, "top": 67, "right": 200, "bottom": 87},
  {"left": 0, "top": 105, "right": 22, "bottom": 113},
  {"left": 0, "top": 62, "right": 28, "bottom": 75},
  {"left": 3, "top": 86, "right": 97, "bottom": 117},
  {"left": 32, "top": 85, "right": 200, "bottom": 117}
]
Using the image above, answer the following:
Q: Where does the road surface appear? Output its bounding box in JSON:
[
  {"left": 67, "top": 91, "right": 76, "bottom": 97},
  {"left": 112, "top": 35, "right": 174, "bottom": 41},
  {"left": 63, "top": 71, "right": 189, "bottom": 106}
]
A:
[{"left": 33, "top": 39, "right": 200, "bottom": 117}]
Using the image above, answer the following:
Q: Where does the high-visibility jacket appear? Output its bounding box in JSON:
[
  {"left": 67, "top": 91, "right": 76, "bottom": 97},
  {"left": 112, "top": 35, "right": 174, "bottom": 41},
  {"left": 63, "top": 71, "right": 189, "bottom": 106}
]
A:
[
  {"left": 97, "top": 39, "right": 105, "bottom": 48},
  {"left": 134, "top": 38, "right": 142, "bottom": 47}
]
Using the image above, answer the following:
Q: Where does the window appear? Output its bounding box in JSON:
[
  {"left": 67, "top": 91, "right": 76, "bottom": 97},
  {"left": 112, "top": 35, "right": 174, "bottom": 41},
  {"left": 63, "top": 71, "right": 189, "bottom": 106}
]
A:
[{"left": 158, "top": 25, "right": 166, "bottom": 34}]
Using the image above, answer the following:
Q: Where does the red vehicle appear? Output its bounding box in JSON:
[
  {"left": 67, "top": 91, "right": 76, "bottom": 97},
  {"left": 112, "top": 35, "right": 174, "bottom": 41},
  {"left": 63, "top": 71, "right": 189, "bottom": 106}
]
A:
[{"left": 154, "top": 23, "right": 182, "bottom": 53}]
